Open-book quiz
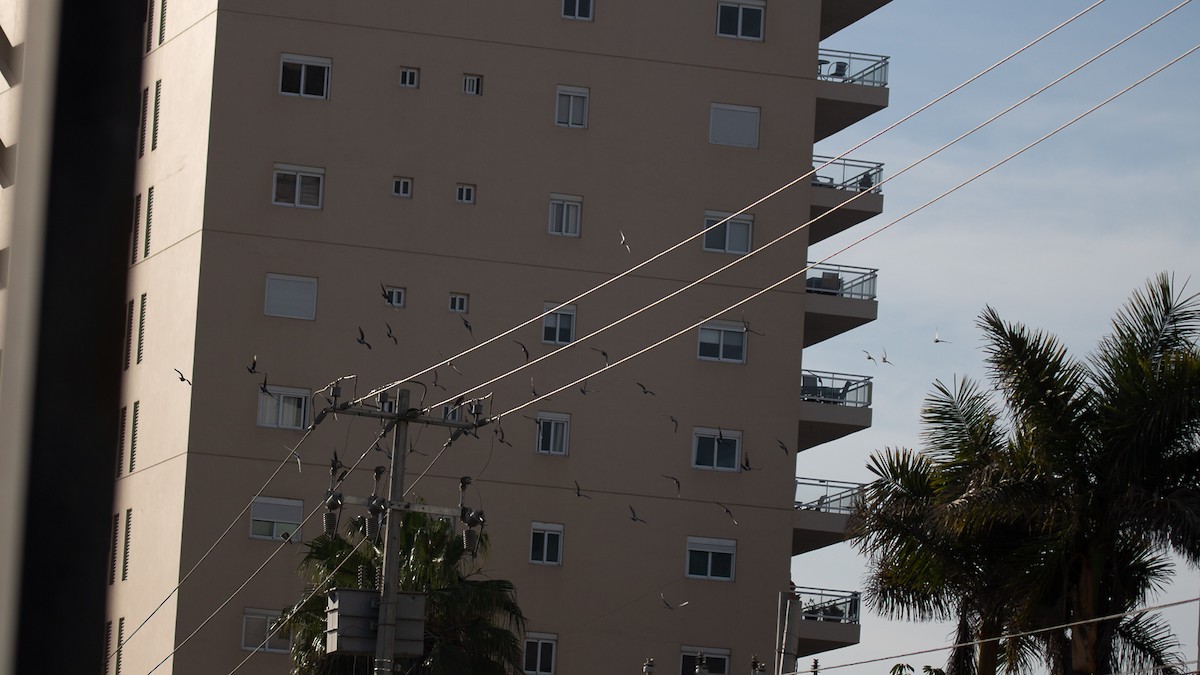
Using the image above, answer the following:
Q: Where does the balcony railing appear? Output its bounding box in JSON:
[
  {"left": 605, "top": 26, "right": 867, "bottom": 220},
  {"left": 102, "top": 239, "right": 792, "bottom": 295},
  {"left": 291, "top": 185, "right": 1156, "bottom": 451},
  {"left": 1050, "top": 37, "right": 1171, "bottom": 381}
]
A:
[
  {"left": 816, "top": 49, "right": 889, "bottom": 87},
  {"left": 795, "top": 478, "right": 865, "bottom": 514},
  {"left": 811, "top": 155, "right": 883, "bottom": 193},
  {"left": 800, "top": 370, "right": 872, "bottom": 407},
  {"left": 789, "top": 587, "right": 861, "bottom": 624},
  {"left": 804, "top": 262, "right": 878, "bottom": 300}
]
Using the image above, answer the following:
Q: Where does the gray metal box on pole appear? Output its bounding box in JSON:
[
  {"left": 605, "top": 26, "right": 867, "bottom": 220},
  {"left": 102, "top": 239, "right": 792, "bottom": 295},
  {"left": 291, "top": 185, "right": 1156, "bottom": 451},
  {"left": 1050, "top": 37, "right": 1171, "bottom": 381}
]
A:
[{"left": 326, "top": 588, "right": 425, "bottom": 657}]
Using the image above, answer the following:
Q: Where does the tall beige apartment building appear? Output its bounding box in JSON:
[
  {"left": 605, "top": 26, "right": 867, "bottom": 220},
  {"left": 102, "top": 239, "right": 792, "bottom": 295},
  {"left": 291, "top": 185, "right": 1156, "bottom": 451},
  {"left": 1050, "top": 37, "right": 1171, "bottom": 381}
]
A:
[{"left": 0, "top": 1, "right": 892, "bottom": 674}]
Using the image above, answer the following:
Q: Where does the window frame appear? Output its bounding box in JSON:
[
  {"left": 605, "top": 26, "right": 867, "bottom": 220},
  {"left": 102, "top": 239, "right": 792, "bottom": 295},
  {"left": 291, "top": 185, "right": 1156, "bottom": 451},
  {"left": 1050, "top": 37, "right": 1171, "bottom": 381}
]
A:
[
  {"left": 561, "top": 0, "right": 593, "bottom": 20},
  {"left": 685, "top": 537, "right": 736, "bottom": 581},
  {"left": 392, "top": 177, "right": 414, "bottom": 198},
  {"left": 702, "top": 210, "right": 752, "bottom": 254},
  {"left": 536, "top": 412, "right": 570, "bottom": 456},
  {"left": 456, "top": 183, "right": 476, "bottom": 204},
  {"left": 279, "top": 54, "right": 331, "bottom": 99},
  {"left": 548, "top": 194, "right": 582, "bottom": 237},
  {"left": 383, "top": 286, "right": 406, "bottom": 308},
  {"left": 524, "top": 633, "right": 557, "bottom": 675},
  {"left": 555, "top": 85, "right": 590, "bottom": 128},
  {"left": 242, "top": 608, "right": 291, "bottom": 653},
  {"left": 709, "top": 103, "right": 761, "bottom": 149},
  {"left": 715, "top": 1, "right": 764, "bottom": 41},
  {"left": 264, "top": 273, "right": 318, "bottom": 320},
  {"left": 399, "top": 67, "right": 420, "bottom": 89},
  {"left": 257, "top": 385, "right": 310, "bottom": 430},
  {"left": 692, "top": 427, "right": 741, "bottom": 471},
  {"left": 449, "top": 293, "right": 469, "bottom": 313},
  {"left": 697, "top": 321, "right": 747, "bottom": 363},
  {"left": 529, "top": 522, "right": 564, "bottom": 565},
  {"left": 272, "top": 164, "right": 325, "bottom": 209},
  {"left": 680, "top": 647, "right": 731, "bottom": 675},
  {"left": 542, "top": 302, "right": 576, "bottom": 345},
  {"left": 250, "top": 496, "right": 303, "bottom": 542}
]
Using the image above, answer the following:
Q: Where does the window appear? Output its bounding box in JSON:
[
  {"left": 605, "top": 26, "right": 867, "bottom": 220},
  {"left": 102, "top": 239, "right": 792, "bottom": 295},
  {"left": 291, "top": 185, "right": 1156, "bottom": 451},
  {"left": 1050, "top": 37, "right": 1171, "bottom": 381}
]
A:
[
  {"left": 536, "top": 412, "right": 570, "bottom": 456},
  {"left": 121, "top": 508, "right": 132, "bottom": 581},
  {"left": 116, "top": 617, "right": 125, "bottom": 675},
  {"left": 555, "top": 86, "right": 589, "bottom": 128},
  {"left": 681, "top": 648, "right": 731, "bottom": 675},
  {"left": 144, "top": 0, "right": 154, "bottom": 52},
  {"left": 264, "top": 274, "right": 318, "bottom": 320},
  {"left": 131, "top": 194, "right": 141, "bottom": 264},
  {"left": 124, "top": 299, "right": 134, "bottom": 370},
  {"left": 542, "top": 303, "right": 575, "bottom": 344},
  {"left": 280, "top": 54, "right": 330, "bottom": 99},
  {"left": 562, "top": 0, "right": 592, "bottom": 20},
  {"left": 456, "top": 183, "right": 476, "bottom": 204},
  {"left": 524, "top": 633, "right": 557, "bottom": 674},
  {"left": 151, "top": 79, "right": 161, "bottom": 151},
  {"left": 399, "top": 67, "right": 420, "bottom": 88},
  {"left": 392, "top": 177, "right": 413, "bottom": 198},
  {"left": 242, "top": 609, "right": 291, "bottom": 653},
  {"left": 709, "top": 103, "right": 760, "bottom": 148},
  {"left": 383, "top": 286, "right": 405, "bottom": 308},
  {"left": 138, "top": 87, "right": 148, "bottom": 157},
  {"left": 104, "top": 621, "right": 113, "bottom": 675},
  {"left": 144, "top": 186, "right": 153, "bottom": 258},
  {"left": 129, "top": 401, "right": 139, "bottom": 473},
  {"left": 250, "top": 496, "right": 302, "bottom": 541},
  {"left": 273, "top": 164, "right": 324, "bottom": 208},
  {"left": 158, "top": 0, "right": 167, "bottom": 44},
  {"left": 530, "top": 522, "right": 563, "bottom": 565},
  {"left": 692, "top": 427, "right": 740, "bottom": 471},
  {"left": 686, "top": 537, "right": 736, "bottom": 580},
  {"left": 703, "top": 211, "right": 751, "bottom": 254},
  {"left": 448, "top": 293, "right": 469, "bottom": 313},
  {"left": 109, "top": 513, "right": 119, "bottom": 585},
  {"left": 698, "top": 322, "right": 746, "bottom": 363},
  {"left": 258, "top": 386, "right": 308, "bottom": 430},
  {"left": 463, "top": 74, "right": 483, "bottom": 95},
  {"left": 136, "top": 293, "right": 147, "bottom": 364},
  {"left": 548, "top": 194, "right": 582, "bottom": 236},
  {"left": 716, "top": 2, "right": 764, "bottom": 40},
  {"left": 117, "top": 406, "right": 127, "bottom": 478}
]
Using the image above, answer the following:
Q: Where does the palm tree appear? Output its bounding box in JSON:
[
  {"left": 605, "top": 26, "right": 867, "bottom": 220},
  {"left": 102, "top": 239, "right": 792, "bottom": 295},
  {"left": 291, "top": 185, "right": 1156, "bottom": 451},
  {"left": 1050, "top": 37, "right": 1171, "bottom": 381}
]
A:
[
  {"left": 852, "top": 273, "right": 1200, "bottom": 675},
  {"left": 277, "top": 511, "right": 525, "bottom": 675}
]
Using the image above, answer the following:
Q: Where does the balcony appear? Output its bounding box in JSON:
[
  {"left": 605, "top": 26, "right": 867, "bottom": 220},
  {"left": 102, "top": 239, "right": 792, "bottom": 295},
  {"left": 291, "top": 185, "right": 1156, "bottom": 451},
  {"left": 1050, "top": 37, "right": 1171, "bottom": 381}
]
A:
[
  {"left": 809, "top": 155, "right": 884, "bottom": 244},
  {"left": 803, "top": 263, "right": 878, "bottom": 346},
  {"left": 814, "top": 49, "right": 890, "bottom": 141},
  {"left": 792, "top": 478, "right": 864, "bottom": 555},
  {"left": 819, "top": 0, "right": 893, "bottom": 40},
  {"left": 796, "top": 370, "right": 872, "bottom": 451},
  {"left": 778, "top": 588, "right": 862, "bottom": 665}
]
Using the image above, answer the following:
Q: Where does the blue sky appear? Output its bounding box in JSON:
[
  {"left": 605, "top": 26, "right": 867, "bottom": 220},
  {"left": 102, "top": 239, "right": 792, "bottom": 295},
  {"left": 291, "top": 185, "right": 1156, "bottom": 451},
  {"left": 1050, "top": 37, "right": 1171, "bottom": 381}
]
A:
[{"left": 795, "top": 1, "right": 1200, "bottom": 672}]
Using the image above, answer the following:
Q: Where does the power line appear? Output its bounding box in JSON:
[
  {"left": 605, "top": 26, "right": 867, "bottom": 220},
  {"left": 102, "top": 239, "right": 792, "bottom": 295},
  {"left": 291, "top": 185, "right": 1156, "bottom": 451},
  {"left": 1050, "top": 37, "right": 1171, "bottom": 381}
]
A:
[{"left": 345, "top": 0, "right": 1113, "bottom": 411}]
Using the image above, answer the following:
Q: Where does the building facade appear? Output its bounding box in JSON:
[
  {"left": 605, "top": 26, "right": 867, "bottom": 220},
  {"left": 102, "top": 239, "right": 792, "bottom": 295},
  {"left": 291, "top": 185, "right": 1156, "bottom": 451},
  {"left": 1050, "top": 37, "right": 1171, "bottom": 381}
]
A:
[{"left": 0, "top": 1, "right": 892, "bottom": 674}]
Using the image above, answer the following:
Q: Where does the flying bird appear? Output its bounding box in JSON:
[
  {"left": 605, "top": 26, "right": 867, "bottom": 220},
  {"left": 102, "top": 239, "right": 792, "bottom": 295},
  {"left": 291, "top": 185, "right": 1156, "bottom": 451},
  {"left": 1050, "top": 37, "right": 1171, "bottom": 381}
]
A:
[
  {"left": 715, "top": 501, "right": 739, "bottom": 525},
  {"left": 740, "top": 311, "right": 766, "bottom": 336},
  {"left": 666, "top": 415, "right": 679, "bottom": 433},
  {"left": 637, "top": 382, "right": 656, "bottom": 396},
  {"left": 330, "top": 451, "right": 344, "bottom": 476},
  {"left": 530, "top": 376, "right": 540, "bottom": 398},
  {"left": 628, "top": 505, "right": 648, "bottom": 524},
  {"left": 259, "top": 374, "right": 277, "bottom": 398},
  {"left": 280, "top": 531, "right": 293, "bottom": 544},
  {"left": 619, "top": 230, "right": 630, "bottom": 252},
  {"left": 862, "top": 349, "right": 876, "bottom": 365},
  {"left": 460, "top": 315, "right": 474, "bottom": 338},
  {"left": 432, "top": 369, "right": 446, "bottom": 391},
  {"left": 286, "top": 445, "right": 302, "bottom": 472},
  {"left": 579, "top": 378, "right": 597, "bottom": 396},
  {"left": 934, "top": 327, "right": 951, "bottom": 344},
  {"left": 514, "top": 340, "right": 530, "bottom": 363},
  {"left": 379, "top": 283, "right": 390, "bottom": 303},
  {"left": 741, "top": 452, "right": 758, "bottom": 472},
  {"left": 660, "top": 593, "right": 690, "bottom": 611},
  {"left": 173, "top": 369, "right": 192, "bottom": 386},
  {"left": 357, "top": 327, "right": 372, "bottom": 350},
  {"left": 246, "top": 355, "right": 258, "bottom": 375},
  {"left": 661, "top": 474, "right": 681, "bottom": 497},
  {"left": 574, "top": 480, "right": 592, "bottom": 499},
  {"left": 494, "top": 425, "right": 513, "bottom": 448},
  {"left": 590, "top": 347, "right": 610, "bottom": 367},
  {"left": 386, "top": 322, "right": 398, "bottom": 345},
  {"left": 776, "top": 438, "right": 790, "bottom": 455},
  {"left": 881, "top": 348, "right": 894, "bottom": 365}
]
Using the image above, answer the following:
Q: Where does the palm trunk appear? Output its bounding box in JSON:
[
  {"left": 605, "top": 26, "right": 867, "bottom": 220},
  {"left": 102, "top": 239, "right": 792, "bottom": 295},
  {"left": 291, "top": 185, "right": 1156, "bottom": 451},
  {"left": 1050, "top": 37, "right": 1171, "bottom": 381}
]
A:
[
  {"left": 976, "top": 614, "right": 1002, "bottom": 675},
  {"left": 1070, "top": 552, "right": 1100, "bottom": 675}
]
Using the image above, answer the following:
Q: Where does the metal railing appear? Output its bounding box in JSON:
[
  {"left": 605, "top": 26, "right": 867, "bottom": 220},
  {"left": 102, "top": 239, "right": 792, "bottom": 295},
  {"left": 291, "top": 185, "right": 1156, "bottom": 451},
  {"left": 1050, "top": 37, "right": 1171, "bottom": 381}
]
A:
[
  {"left": 800, "top": 370, "right": 872, "bottom": 407},
  {"left": 811, "top": 155, "right": 883, "bottom": 193},
  {"left": 816, "top": 49, "right": 889, "bottom": 87},
  {"left": 795, "top": 478, "right": 865, "bottom": 513},
  {"left": 788, "top": 587, "right": 861, "bottom": 624},
  {"left": 804, "top": 262, "right": 877, "bottom": 300}
]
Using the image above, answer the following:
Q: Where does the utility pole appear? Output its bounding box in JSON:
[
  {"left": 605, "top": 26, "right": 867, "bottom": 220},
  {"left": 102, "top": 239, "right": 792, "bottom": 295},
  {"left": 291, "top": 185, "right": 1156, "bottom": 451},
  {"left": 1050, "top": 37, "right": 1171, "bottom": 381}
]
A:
[{"left": 374, "top": 388, "right": 410, "bottom": 675}]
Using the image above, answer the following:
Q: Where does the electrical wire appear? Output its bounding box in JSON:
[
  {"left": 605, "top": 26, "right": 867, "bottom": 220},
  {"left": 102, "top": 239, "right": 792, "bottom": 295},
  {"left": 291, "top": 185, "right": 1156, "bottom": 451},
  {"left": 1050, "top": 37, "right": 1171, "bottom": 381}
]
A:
[
  {"left": 807, "top": 595, "right": 1200, "bottom": 674},
  {"left": 344, "top": 0, "right": 1113, "bottom": 410}
]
